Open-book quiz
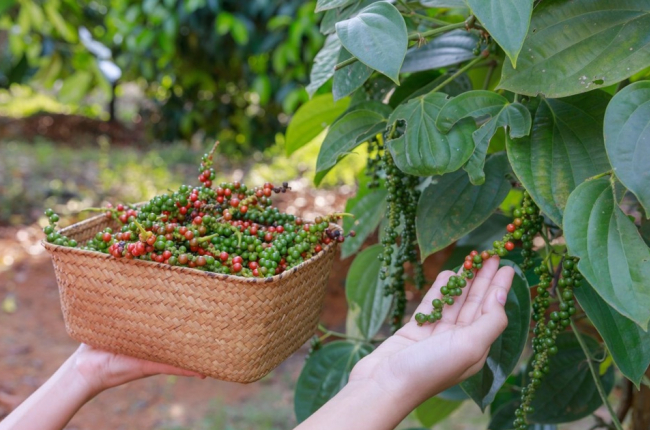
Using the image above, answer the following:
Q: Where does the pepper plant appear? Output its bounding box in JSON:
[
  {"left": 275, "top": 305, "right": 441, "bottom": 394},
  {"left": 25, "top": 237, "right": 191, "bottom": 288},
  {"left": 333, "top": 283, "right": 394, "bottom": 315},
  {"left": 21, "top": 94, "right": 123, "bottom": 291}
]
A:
[{"left": 287, "top": 0, "right": 650, "bottom": 429}]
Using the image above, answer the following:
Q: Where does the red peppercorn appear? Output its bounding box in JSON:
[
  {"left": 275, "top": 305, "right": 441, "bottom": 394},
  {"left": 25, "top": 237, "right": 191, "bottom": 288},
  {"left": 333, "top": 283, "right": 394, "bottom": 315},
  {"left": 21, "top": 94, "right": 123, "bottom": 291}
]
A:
[
  {"left": 463, "top": 260, "right": 474, "bottom": 270},
  {"left": 507, "top": 223, "right": 516, "bottom": 233},
  {"left": 505, "top": 241, "right": 515, "bottom": 251}
]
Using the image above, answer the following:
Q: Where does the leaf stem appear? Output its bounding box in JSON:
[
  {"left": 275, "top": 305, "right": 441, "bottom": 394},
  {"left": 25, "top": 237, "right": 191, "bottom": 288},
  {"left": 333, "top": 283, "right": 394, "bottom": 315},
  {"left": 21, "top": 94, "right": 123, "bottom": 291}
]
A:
[
  {"left": 586, "top": 170, "right": 613, "bottom": 181},
  {"left": 334, "top": 56, "right": 358, "bottom": 71},
  {"left": 567, "top": 319, "right": 624, "bottom": 430},
  {"left": 317, "top": 324, "right": 384, "bottom": 344},
  {"left": 483, "top": 60, "right": 497, "bottom": 90},
  {"left": 429, "top": 54, "right": 486, "bottom": 94}
]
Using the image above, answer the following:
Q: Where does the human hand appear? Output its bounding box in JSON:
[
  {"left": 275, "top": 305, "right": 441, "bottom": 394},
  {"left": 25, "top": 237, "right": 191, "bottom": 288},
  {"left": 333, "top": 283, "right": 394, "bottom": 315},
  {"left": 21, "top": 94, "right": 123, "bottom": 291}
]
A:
[
  {"left": 348, "top": 257, "right": 514, "bottom": 411},
  {"left": 71, "top": 344, "right": 205, "bottom": 395}
]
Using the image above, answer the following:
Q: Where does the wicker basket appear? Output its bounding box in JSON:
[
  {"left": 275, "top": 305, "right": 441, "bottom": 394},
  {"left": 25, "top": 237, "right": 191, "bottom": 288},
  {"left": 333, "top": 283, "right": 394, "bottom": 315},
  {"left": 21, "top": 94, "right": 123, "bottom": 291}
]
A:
[{"left": 43, "top": 213, "right": 337, "bottom": 383}]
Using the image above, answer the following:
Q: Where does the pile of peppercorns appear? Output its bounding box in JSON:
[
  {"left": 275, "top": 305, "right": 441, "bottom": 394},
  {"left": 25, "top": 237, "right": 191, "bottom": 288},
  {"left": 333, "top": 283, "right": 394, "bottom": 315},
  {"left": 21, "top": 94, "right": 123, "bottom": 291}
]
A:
[{"left": 43, "top": 144, "right": 353, "bottom": 278}]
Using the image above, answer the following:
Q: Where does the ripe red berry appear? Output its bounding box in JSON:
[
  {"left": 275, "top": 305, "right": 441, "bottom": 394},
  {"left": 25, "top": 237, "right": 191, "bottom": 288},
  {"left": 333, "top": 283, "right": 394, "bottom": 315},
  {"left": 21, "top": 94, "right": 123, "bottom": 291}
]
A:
[
  {"left": 233, "top": 256, "right": 243, "bottom": 265},
  {"left": 117, "top": 204, "right": 125, "bottom": 211},
  {"left": 230, "top": 198, "right": 240, "bottom": 207},
  {"left": 240, "top": 205, "right": 248, "bottom": 214},
  {"left": 463, "top": 260, "right": 474, "bottom": 270},
  {"left": 197, "top": 256, "right": 206, "bottom": 266},
  {"left": 507, "top": 223, "right": 516, "bottom": 233},
  {"left": 264, "top": 232, "right": 273, "bottom": 242},
  {"left": 102, "top": 232, "right": 112, "bottom": 242},
  {"left": 232, "top": 262, "right": 242, "bottom": 273},
  {"left": 220, "top": 252, "right": 229, "bottom": 261},
  {"left": 481, "top": 251, "right": 490, "bottom": 260},
  {"left": 505, "top": 241, "right": 515, "bottom": 251},
  {"left": 470, "top": 250, "right": 478, "bottom": 257},
  {"left": 224, "top": 188, "right": 232, "bottom": 197}
]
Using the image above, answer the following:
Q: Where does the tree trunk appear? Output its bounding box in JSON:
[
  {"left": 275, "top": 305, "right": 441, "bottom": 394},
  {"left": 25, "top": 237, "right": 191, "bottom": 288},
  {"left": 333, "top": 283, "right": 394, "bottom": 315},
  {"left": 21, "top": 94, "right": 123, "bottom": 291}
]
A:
[
  {"left": 632, "top": 366, "right": 650, "bottom": 429},
  {"left": 108, "top": 81, "right": 117, "bottom": 122}
]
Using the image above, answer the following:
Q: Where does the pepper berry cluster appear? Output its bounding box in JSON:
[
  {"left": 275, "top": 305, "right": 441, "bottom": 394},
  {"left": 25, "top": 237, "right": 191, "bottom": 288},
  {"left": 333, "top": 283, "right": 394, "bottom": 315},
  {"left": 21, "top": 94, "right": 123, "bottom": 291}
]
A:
[
  {"left": 415, "top": 191, "right": 541, "bottom": 326},
  {"left": 43, "top": 144, "right": 353, "bottom": 278},
  {"left": 378, "top": 150, "right": 426, "bottom": 333},
  {"left": 514, "top": 256, "right": 581, "bottom": 429}
]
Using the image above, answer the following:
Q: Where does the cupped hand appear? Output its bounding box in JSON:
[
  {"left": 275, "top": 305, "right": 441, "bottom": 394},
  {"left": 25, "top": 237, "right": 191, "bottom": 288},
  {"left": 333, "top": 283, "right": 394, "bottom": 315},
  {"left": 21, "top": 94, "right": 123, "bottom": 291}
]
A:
[
  {"left": 348, "top": 257, "right": 514, "bottom": 410},
  {"left": 71, "top": 344, "right": 205, "bottom": 395}
]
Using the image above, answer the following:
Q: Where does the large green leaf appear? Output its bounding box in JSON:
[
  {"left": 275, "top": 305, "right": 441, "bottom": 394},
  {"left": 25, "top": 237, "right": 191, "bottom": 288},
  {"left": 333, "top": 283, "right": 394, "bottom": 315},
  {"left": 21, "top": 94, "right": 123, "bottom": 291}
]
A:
[
  {"left": 316, "top": 0, "right": 357, "bottom": 13},
  {"left": 574, "top": 280, "right": 650, "bottom": 387},
  {"left": 315, "top": 109, "right": 386, "bottom": 185},
  {"left": 0, "top": 0, "right": 16, "bottom": 16},
  {"left": 506, "top": 92, "right": 612, "bottom": 226},
  {"left": 345, "top": 244, "right": 393, "bottom": 339},
  {"left": 499, "top": 0, "right": 650, "bottom": 97},
  {"left": 286, "top": 94, "right": 350, "bottom": 155},
  {"left": 341, "top": 189, "right": 388, "bottom": 259},
  {"left": 416, "top": 153, "right": 511, "bottom": 260},
  {"left": 320, "top": 0, "right": 378, "bottom": 35},
  {"left": 294, "top": 341, "right": 373, "bottom": 422},
  {"left": 333, "top": 47, "right": 373, "bottom": 101},
  {"left": 528, "top": 333, "right": 614, "bottom": 423},
  {"left": 604, "top": 81, "right": 650, "bottom": 217},
  {"left": 387, "top": 92, "right": 475, "bottom": 176},
  {"left": 306, "top": 34, "right": 341, "bottom": 97},
  {"left": 461, "top": 260, "right": 530, "bottom": 411},
  {"left": 401, "top": 30, "right": 479, "bottom": 73},
  {"left": 564, "top": 177, "right": 650, "bottom": 330},
  {"left": 335, "top": 2, "right": 407, "bottom": 84},
  {"left": 467, "top": 0, "right": 532, "bottom": 68},
  {"left": 415, "top": 396, "right": 463, "bottom": 428}
]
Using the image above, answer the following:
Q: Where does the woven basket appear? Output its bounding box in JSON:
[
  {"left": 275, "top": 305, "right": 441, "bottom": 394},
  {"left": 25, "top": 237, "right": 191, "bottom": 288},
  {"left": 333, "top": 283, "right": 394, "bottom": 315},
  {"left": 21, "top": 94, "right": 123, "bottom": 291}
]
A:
[{"left": 43, "top": 213, "right": 337, "bottom": 383}]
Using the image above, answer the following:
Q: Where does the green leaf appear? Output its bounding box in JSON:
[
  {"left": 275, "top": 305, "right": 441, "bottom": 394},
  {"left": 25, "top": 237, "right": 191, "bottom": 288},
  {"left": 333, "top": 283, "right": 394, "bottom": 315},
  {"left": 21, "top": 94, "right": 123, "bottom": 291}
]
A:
[
  {"left": 342, "top": 189, "right": 388, "bottom": 259},
  {"left": 315, "top": 109, "right": 386, "bottom": 183},
  {"left": 435, "top": 91, "right": 531, "bottom": 184},
  {"left": 506, "top": 92, "right": 612, "bottom": 226},
  {"left": 574, "top": 280, "right": 650, "bottom": 387},
  {"left": 336, "top": 2, "right": 407, "bottom": 84},
  {"left": 333, "top": 47, "right": 373, "bottom": 101},
  {"left": 387, "top": 92, "right": 475, "bottom": 176},
  {"left": 467, "top": 0, "right": 532, "bottom": 68},
  {"left": 345, "top": 244, "right": 393, "bottom": 339},
  {"left": 316, "top": 0, "right": 357, "bottom": 13},
  {"left": 528, "top": 333, "right": 614, "bottom": 423},
  {"left": 286, "top": 94, "right": 350, "bottom": 155},
  {"left": 466, "top": 103, "right": 531, "bottom": 185},
  {"left": 436, "top": 91, "right": 509, "bottom": 133},
  {"left": 604, "top": 81, "right": 650, "bottom": 217},
  {"left": 415, "top": 396, "right": 463, "bottom": 428},
  {"left": 499, "top": 0, "right": 650, "bottom": 98},
  {"left": 564, "top": 177, "right": 650, "bottom": 330},
  {"left": 416, "top": 153, "right": 512, "bottom": 260},
  {"left": 294, "top": 341, "right": 373, "bottom": 422},
  {"left": 320, "top": 0, "right": 378, "bottom": 35},
  {"left": 0, "top": 0, "right": 16, "bottom": 16},
  {"left": 420, "top": 0, "right": 466, "bottom": 7},
  {"left": 58, "top": 71, "right": 93, "bottom": 104},
  {"left": 401, "top": 30, "right": 478, "bottom": 73},
  {"left": 44, "top": 2, "right": 77, "bottom": 43},
  {"left": 461, "top": 260, "right": 530, "bottom": 411},
  {"left": 307, "top": 34, "right": 341, "bottom": 97}
]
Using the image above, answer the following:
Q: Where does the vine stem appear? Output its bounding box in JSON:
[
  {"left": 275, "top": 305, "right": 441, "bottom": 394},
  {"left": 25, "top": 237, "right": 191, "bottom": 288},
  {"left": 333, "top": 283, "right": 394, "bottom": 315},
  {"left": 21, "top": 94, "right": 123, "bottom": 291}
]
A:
[
  {"left": 482, "top": 61, "right": 497, "bottom": 90},
  {"left": 568, "top": 318, "right": 624, "bottom": 430},
  {"left": 429, "top": 54, "right": 486, "bottom": 94},
  {"left": 317, "top": 323, "right": 384, "bottom": 344},
  {"left": 334, "top": 20, "right": 470, "bottom": 71}
]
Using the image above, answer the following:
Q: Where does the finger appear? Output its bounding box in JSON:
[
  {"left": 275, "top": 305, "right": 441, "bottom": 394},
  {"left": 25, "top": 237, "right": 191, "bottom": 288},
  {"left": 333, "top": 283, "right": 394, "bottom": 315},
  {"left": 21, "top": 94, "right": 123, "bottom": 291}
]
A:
[
  {"left": 463, "top": 276, "right": 511, "bottom": 349},
  {"left": 143, "top": 361, "right": 205, "bottom": 378},
  {"left": 409, "top": 270, "right": 455, "bottom": 323},
  {"left": 455, "top": 257, "right": 501, "bottom": 326},
  {"left": 479, "top": 266, "right": 515, "bottom": 319}
]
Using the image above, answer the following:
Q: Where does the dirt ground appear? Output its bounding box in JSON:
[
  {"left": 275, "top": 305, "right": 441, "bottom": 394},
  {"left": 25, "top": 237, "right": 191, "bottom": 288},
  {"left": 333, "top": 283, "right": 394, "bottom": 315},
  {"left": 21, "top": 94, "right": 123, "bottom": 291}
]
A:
[{"left": 0, "top": 182, "right": 452, "bottom": 430}]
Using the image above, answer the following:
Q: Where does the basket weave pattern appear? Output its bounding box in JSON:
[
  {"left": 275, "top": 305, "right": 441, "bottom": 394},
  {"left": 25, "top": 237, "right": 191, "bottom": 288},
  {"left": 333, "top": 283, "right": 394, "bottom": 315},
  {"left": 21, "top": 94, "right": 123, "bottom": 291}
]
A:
[{"left": 44, "top": 214, "right": 335, "bottom": 383}]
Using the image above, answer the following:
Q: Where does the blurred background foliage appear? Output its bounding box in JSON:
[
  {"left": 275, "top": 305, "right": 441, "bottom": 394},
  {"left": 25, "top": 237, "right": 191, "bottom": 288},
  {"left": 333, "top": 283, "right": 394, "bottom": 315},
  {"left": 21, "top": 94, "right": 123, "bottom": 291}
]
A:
[{"left": 0, "top": 0, "right": 324, "bottom": 156}]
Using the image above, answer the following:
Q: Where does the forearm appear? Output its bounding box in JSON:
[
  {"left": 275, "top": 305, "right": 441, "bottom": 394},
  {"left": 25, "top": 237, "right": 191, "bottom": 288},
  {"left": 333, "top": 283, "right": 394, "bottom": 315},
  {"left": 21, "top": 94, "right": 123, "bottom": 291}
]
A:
[
  {"left": 295, "top": 380, "right": 416, "bottom": 430},
  {"left": 0, "top": 354, "right": 98, "bottom": 430}
]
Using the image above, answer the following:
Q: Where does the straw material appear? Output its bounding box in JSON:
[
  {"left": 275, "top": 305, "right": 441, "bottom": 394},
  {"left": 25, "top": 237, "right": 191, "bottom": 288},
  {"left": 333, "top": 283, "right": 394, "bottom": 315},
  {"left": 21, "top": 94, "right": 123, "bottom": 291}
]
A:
[{"left": 44, "top": 214, "right": 336, "bottom": 383}]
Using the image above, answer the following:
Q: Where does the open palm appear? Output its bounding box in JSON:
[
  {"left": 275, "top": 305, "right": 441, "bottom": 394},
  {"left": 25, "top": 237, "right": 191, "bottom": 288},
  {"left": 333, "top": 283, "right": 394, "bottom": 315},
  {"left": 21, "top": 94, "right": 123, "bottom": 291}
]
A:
[{"left": 349, "top": 257, "right": 514, "bottom": 409}]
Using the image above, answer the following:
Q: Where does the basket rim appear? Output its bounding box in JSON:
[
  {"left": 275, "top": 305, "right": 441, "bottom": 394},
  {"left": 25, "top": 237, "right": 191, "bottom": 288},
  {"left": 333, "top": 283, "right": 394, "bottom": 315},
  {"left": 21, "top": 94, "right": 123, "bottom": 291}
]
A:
[{"left": 42, "top": 212, "right": 340, "bottom": 285}]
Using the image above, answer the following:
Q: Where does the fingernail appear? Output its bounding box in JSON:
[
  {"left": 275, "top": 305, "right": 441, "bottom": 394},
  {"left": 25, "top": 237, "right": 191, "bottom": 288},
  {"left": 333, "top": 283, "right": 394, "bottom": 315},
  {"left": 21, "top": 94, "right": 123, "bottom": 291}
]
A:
[{"left": 496, "top": 289, "right": 507, "bottom": 305}]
